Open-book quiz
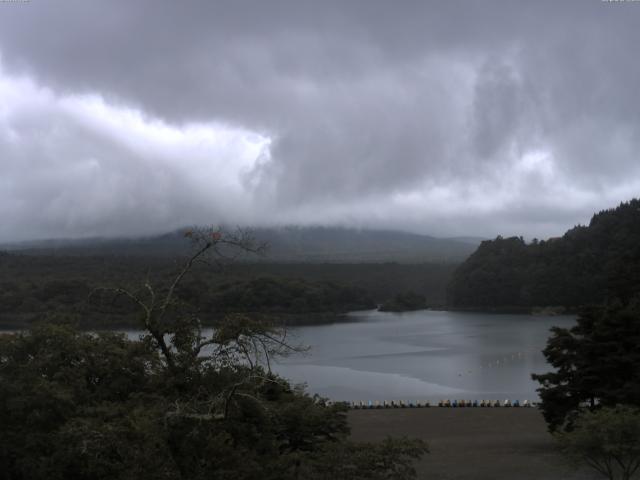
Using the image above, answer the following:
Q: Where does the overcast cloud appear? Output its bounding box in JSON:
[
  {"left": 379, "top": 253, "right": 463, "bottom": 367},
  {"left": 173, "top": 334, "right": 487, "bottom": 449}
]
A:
[{"left": 0, "top": 0, "right": 639, "bottom": 242}]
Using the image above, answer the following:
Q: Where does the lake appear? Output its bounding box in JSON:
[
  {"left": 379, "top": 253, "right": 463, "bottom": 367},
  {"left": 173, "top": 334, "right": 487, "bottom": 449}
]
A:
[
  {"left": 272, "top": 309, "right": 576, "bottom": 403},
  {"left": 2, "top": 309, "right": 574, "bottom": 403}
]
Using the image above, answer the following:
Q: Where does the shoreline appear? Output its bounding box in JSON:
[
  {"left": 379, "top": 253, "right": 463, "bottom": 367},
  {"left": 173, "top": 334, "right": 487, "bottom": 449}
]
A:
[{"left": 0, "top": 306, "right": 577, "bottom": 332}]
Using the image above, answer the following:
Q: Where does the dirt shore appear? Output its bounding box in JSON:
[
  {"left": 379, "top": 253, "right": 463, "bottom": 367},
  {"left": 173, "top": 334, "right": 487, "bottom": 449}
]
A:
[{"left": 348, "top": 408, "right": 599, "bottom": 480}]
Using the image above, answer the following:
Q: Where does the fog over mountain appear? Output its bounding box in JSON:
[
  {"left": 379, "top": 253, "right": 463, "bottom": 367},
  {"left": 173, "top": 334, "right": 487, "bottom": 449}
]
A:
[
  {"left": 2, "top": 226, "right": 480, "bottom": 263},
  {"left": 0, "top": 1, "right": 638, "bottom": 242}
]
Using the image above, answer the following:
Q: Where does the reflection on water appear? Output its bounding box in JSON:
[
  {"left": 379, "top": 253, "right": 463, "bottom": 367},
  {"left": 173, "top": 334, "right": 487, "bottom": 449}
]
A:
[{"left": 273, "top": 309, "right": 576, "bottom": 402}]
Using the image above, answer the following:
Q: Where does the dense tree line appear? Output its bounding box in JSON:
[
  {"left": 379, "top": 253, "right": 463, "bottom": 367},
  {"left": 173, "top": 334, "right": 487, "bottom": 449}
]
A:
[
  {"left": 448, "top": 199, "right": 640, "bottom": 309},
  {"left": 203, "top": 277, "right": 375, "bottom": 314},
  {"left": 0, "top": 254, "right": 454, "bottom": 328},
  {"left": 0, "top": 275, "right": 374, "bottom": 329},
  {"left": 378, "top": 292, "right": 428, "bottom": 312}
]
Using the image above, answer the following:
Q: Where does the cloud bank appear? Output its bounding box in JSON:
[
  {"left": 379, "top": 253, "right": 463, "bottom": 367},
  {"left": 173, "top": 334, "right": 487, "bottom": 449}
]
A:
[{"left": 0, "top": 1, "right": 638, "bottom": 241}]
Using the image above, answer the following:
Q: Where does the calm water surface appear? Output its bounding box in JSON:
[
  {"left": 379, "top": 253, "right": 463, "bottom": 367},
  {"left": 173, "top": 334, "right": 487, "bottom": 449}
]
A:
[
  {"left": 273, "top": 309, "right": 576, "bottom": 402},
  {"left": 3, "top": 310, "right": 573, "bottom": 403}
]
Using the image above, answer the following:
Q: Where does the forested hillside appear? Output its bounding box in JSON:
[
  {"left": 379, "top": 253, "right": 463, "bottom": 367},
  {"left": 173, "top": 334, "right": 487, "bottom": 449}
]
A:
[{"left": 447, "top": 199, "right": 640, "bottom": 309}]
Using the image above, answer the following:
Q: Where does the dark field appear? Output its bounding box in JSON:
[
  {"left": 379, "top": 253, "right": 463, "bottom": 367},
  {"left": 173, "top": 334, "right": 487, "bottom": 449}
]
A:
[{"left": 349, "top": 408, "right": 599, "bottom": 480}]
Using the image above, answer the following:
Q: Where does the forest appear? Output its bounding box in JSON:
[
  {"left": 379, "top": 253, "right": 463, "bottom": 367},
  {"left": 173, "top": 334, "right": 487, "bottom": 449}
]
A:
[
  {"left": 447, "top": 199, "right": 640, "bottom": 310},
  {"left": 0, "top": 251, "right": 455, "bottom": 329}
]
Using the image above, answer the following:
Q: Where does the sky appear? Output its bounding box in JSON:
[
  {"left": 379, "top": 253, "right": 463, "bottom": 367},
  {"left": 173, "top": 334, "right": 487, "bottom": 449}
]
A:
[{"left": 0, "top": 0, "right": 639, "bottom": 242}]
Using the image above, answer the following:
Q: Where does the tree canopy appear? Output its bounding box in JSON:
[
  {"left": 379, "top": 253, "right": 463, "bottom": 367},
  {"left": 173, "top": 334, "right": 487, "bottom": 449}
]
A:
[
  {"left": 378, "top": 291, "right": 428, "bottom": 312},
  {"left": 557, "top": 406, "right": 640, "bottom": 480},
  {"left": 448, "top": 199, "right": 640, "bottom": 309},
  {"left": 532, "top": 301, "right": 640, "bottom": 431}
]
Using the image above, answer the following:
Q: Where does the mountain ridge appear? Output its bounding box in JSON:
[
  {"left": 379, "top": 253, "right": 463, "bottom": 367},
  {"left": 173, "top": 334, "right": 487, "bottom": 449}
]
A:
[{"left": 2, "top": 226, "right": 481, "bottom": 263}]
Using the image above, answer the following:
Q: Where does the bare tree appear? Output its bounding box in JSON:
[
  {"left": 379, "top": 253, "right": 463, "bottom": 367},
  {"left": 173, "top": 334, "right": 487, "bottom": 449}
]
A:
[{"left": 92, "top": 227, "right": 305, "bottom": 419}]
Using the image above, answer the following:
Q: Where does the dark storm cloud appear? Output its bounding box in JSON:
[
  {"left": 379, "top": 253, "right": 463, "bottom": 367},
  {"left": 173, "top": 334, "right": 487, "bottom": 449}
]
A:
[{"left": 0, "top": 0, "right": 638, "bottom": 241}]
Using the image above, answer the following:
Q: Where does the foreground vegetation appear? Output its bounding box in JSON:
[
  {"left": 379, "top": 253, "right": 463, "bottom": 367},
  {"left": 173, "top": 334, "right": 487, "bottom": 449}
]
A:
[
  {"left": 533, "top": 300, "right": 640, "bottom": 479},
  {"left": 557, "top": 406, "right": 640, "bottom": 480},
  {"left": 533, "top": 301, "right": 640, "bottom": 432},
  {"left": 0, "top": 230, "right": 427, "bottom": 479},
  {"left": 0, "top": 323, "right": 427, "bottom": 480}
]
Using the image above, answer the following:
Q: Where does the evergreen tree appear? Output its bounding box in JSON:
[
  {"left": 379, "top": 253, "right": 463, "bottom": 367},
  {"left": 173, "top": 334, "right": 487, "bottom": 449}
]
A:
[
  {"left": 448, "top": 199, "right": 640, "bottom": 309},
  {"left": 533, "top": 301, "right": 640, "bottom": 431}
]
